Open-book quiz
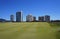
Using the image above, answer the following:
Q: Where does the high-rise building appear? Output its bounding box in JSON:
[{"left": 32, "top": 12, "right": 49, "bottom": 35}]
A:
[
  {"left": 10, "top": 15, "right": 14, "bottom": 22},
  {"left": 16, "top": 11, "right": 23, "bottom": 22},
  {"left": 38, "top": 16, "right": 44, "bottom": 22},
  {"left": 44, "top": 15, "right": 50, "bottom": 22},
  {"left": 26, "top": 14, "right": 33, "bottom": 22},
  {"left": 33, "top": 16, "right": 36, "bottom": 21}
]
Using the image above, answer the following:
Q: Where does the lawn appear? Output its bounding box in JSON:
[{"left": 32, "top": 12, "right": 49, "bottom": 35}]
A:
[
  {"left": 48, "top": 22, "right": 60, "bottom": 39},
  {"left": 0, "top": 22, "right": 60, "bottom": 39}
]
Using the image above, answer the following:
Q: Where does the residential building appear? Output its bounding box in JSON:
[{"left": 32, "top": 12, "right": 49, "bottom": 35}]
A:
[
  {"left": 16, "top": 11, "right": 23, "bottom": 22},
  {"left": 44, "top": 15, "right": 50, "bottom": 22},
  {"left": 33, "top": 16, "right": 36, "bottom": 21},
  {"left": 26, "top": 14, "right": 33, "bottom": 22},
  {"left": 10, "top": 15, "right": 14, "bottom": 22},
  {"left": 38, "top": 16, "right": 44, "bottom": 22}
]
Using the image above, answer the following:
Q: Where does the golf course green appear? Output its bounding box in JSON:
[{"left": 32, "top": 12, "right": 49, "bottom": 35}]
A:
[{"left": 0, "top": 22, "right": 60, "bottom": 39}]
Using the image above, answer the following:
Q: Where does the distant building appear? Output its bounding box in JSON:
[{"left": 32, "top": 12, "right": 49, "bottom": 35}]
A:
[
  {"left": 16, "top": 11, "right": 23, "bottom": 22},
  {"left": 0, "top": 18, "right": 6, "bottom": 22},
  {"left": 26, "top": 14, "right": 33, "bottom": 22},
  {"left": 33, "top": 16, "right": 36, "bottom": 21},
  {"left": 38, "top": 16, "right": 44, "bottom": 22},
  {"left": 44, "top": 15, "right": 50, "bottom": 22},
  {"left": 10, "top": 15, "right": 14, "bottom": 22}
]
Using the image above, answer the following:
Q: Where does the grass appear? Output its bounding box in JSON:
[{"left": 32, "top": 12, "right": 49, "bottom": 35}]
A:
[
  {"left": 48, "top": 22, "right": 60, "bottom": 39},
  {"left": 0, "top": 22, "right": 60, "bottom": 39},
  {"left": 48, "top": 22, "right": 60, "bottom": 27}
]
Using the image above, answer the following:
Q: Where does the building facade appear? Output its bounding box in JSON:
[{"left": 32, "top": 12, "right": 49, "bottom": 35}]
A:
[
  {"left": 26, "top": 14, "right": 33, "bottom": 22},
  {"left": 10, "top": 15, "right": 14, "bottom": 22},
  {"left": 38, "top": 16, "right": 44, "bottom": 22},
  {"left": 16, "top": 11, "right": 23, "bottom": 22},
  {"left": 44, "top": 15, "right": 50, "bottom": 22},
  {"left": 33, "top": 16, "right": 36, "bottom": 21}
]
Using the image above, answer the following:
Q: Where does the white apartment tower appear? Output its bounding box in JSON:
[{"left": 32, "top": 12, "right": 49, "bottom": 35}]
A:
[{"left": 26, "top": 14, "right": 33, "bottom": 22}]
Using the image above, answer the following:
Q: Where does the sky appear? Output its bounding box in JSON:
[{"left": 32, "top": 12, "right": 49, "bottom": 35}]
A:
[{"left": 0, "top": 0, "right": 60, "bottom": 21}]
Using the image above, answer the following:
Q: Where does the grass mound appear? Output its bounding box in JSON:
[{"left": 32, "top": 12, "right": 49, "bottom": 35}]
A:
[
  {"left": 48, "top": 22, "right": 60, "bottom": 27},
  {"left": 48, "top": 22, "right": 60, "bottom": 39}
]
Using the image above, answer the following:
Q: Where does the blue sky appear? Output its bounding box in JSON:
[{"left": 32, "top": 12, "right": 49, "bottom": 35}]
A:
[{"left": 0, "top": 0, "right": 60, "bottom": 21}]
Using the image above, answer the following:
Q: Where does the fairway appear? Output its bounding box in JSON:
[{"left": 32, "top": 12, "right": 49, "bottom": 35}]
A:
[{"left": 0, "top": 22, "right": 57, "bottom": 39}]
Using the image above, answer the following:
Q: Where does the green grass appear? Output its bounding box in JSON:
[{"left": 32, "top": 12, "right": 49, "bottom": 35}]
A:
[
  {"left": 0, "top": 22, "right": 60, "bottom": 39},
  {"left": 48, "top": 22, "right": 60, "bottom": 39},
  {"left": 48, "top": 22, "right": 60, "bottom": 27}
]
